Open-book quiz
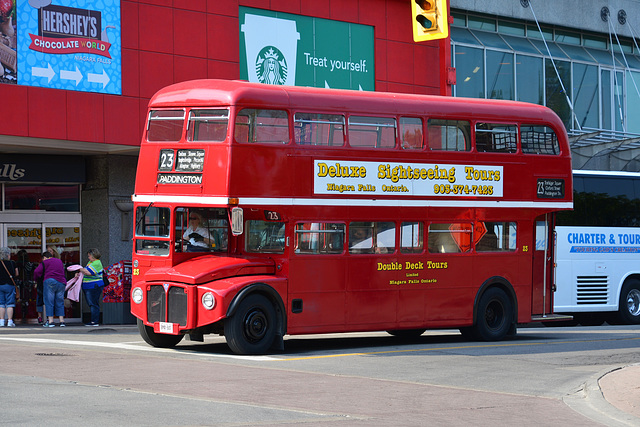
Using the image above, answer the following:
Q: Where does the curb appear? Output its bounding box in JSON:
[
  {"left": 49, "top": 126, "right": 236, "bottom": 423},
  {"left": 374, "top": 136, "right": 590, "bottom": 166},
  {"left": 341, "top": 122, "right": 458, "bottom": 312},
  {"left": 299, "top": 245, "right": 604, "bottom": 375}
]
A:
[{"left": 563, "top": 366, "right": 640, "bottom": 426}]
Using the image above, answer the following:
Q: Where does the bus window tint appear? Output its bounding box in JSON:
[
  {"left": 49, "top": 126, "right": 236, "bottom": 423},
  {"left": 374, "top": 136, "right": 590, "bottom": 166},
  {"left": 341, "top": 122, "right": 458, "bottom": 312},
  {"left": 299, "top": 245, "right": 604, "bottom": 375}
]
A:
[
  {"left": 521, "top": 125, "right": 559, "bottom": 155},
  {"left": 246, "top": 220, "right": 286, "bottom": 253},
  {"left": 294, "top": 113, "right": 345, "bottom": 146},
  {"left": 295, "top": 223, "right": 345, "bottom": 254},
  {"left": 475, "top": 123, "right": 517, "bottom": 153},
  {"left": 235, "top": 109, "right": 289, "bottom": 144},
  {"left": 147, "top": 110, "right": 185, "bottom": 142},
  {"left": 135, "top": 206, "right": 171, "bottom": 256},
  {"left": 187, "top": 109, "right": 229, "bottom": 142},
  {"left": 476, "top": 222, "right": 517, "bottom": 252},
  {"left": 349, "top": 222, "right": 395, "bottom": 254},
  {"left": 401, "top": 222, "right": 424, "bottom": 253},
  {"left": 428, "top": 223, "right": 473, "bottom": 253},
  {"left": 400, "top": 117, "right": 423, "bottom": 149},
  {"left": 175, "top": 208, "right": 229, "bottom": 253},
  {"left": 427, "top": 119, "right": 471, "bottom": 151},
  {"left": 348, "top": 116, "right": 396, "bottom": 148},
  {"left": 135, "top": 206, "right": 170, "bottom": 237}
]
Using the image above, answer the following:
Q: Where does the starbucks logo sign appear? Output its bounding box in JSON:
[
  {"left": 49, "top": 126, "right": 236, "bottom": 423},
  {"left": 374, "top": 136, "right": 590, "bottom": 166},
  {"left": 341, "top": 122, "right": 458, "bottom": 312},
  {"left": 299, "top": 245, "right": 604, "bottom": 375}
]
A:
[{"left": 256, "top": 46, "right": 288, "bottom": 85}]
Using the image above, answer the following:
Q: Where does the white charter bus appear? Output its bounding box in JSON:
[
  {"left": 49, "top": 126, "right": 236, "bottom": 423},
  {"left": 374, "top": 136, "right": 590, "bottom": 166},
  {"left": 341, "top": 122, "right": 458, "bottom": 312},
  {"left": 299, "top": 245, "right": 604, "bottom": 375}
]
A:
[{"left": 554, "top": 171, "right": 640, "bottom": 325}]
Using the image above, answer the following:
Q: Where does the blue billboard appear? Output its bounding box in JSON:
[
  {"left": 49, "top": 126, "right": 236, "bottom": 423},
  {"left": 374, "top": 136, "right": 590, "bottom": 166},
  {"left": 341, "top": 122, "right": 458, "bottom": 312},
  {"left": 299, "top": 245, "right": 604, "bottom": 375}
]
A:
[{"left": 11, "top": 0, "right": 121, "bottom": 94}]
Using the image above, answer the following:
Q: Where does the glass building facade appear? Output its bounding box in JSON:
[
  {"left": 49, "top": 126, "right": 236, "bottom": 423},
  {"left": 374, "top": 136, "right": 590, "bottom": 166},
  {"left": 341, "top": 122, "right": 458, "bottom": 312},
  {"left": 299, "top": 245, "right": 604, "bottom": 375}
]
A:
[{"left": 450, "top": 12, "right": 640, "bottom": 137}]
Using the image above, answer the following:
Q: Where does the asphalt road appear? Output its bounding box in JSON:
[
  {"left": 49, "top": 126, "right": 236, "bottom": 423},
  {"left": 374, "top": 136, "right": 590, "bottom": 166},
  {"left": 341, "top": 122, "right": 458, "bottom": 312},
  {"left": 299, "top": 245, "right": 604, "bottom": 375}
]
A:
[{"left": 0, "top": 323, "right": 639, "bottom": 426}]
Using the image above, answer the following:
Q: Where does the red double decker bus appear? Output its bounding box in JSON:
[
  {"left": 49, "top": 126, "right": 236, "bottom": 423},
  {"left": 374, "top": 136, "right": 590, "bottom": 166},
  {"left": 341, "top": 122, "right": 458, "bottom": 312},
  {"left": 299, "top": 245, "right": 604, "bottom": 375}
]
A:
[{"left": 131, "top": 79, "right": 572, "bottom": 354}]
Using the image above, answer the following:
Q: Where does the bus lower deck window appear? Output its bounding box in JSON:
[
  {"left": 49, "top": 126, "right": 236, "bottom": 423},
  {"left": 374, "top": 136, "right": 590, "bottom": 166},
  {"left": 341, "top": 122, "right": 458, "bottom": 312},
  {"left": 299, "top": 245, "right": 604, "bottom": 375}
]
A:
[
  {"left": 246, "top": 220, "right": 286, "bottom": 253},
  {"left": 295, "top": 223, "right": 345, "bottom": 254}
]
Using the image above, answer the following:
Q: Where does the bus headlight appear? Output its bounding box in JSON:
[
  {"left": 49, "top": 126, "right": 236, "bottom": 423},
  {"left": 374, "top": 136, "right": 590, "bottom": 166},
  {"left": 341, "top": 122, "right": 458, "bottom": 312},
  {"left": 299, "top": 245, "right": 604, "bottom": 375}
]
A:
[
  {"left": 132, "top": 287, "right": 144, "bottom": 304},
  {"left": 202, "top": 292, "right": 216, "bottom": 310}
]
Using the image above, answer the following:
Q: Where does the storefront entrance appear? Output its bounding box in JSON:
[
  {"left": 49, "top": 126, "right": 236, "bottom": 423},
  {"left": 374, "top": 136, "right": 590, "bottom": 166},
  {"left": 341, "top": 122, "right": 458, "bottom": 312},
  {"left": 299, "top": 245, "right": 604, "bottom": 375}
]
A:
[{"left": 2, "top": 216, "right": 82, "bottom": 323}]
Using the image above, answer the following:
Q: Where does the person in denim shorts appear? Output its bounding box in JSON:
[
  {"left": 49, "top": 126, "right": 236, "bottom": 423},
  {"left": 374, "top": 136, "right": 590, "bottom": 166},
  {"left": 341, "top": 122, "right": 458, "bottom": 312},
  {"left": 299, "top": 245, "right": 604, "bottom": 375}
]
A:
[{"left": 0, "top": 246, "right": 18, "bottom": 327}]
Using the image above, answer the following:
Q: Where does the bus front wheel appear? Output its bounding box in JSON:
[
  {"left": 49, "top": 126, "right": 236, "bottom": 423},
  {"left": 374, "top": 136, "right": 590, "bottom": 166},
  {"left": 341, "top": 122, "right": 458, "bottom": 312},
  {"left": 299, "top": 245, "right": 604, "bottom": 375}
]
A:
[
  {"left": 137, "top": 318, "right": 184, "bottom": 348},
  {"left": 617, "top": 279, "right": 640, "bottom": 324},
  {"left": 473, "top": 287, "right": 513, "bottom": 341},
  {"left": 224, "top": 294, "right": 277, "bottom": 355}
]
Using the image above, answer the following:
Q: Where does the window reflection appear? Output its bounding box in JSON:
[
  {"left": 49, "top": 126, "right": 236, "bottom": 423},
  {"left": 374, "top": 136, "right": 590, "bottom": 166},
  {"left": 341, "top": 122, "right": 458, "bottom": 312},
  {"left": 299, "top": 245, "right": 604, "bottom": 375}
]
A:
[{"left": 4, "top": 185, "right": 80, "bottom": 212}]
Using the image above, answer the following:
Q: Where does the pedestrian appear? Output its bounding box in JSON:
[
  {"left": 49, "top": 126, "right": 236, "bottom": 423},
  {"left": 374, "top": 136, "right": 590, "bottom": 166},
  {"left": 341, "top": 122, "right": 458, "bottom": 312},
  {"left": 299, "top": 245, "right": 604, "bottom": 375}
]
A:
[
  {"left": 77, "top": 248, "right": 103, "bottom": 326},
  {"left": 33, "top": 251, "right": 67, "bottom": 328},
  {"left": 47, "top": 246, "right": 60, "bottom": 259},
  {"left": 0, "top": 246, "right": 19, "bottom": 327}
]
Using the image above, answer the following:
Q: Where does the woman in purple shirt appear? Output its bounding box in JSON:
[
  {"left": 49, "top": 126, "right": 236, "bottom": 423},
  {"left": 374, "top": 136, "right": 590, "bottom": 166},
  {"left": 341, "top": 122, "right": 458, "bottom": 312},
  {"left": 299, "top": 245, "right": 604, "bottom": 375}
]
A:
[{"left": 34, "top": 251, "right": 67, "bottom": 327}]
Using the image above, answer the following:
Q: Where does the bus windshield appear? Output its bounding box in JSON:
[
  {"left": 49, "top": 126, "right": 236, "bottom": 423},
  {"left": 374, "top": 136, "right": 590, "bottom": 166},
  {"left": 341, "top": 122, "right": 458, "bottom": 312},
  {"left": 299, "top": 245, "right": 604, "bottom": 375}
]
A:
[{"left": 135, "top": 206, "right": 229, "bottom": 255}]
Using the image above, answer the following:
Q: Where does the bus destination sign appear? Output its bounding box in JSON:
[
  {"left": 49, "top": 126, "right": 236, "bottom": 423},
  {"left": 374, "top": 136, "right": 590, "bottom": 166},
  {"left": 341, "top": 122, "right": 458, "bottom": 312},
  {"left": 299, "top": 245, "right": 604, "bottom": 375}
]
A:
[
  {"left": 536, "top": 179, "right": 565, "bottom": 199},
  {"left": 176, "top": 150, "right": 205, "bottom": 172}
]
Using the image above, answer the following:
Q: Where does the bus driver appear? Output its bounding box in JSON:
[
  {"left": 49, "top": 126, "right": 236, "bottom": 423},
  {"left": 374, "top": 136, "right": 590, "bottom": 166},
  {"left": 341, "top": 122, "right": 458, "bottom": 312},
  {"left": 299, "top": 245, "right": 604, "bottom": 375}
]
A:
[{"left": 183, "top": 211, "right": 214, "bottom": 251}]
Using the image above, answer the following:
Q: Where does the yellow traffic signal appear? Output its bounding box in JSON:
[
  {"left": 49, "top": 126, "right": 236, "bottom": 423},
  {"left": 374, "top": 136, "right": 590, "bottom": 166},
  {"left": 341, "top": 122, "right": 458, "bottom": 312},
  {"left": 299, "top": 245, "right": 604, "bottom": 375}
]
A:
[{"left": 411, "top": 0, "right": 449, "bottom": 42}]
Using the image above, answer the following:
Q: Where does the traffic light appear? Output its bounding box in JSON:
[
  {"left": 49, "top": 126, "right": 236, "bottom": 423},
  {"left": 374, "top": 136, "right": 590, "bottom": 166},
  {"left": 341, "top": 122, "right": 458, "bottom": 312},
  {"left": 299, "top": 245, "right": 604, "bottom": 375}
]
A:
[{"left": 411, "top": 0, "right": 449, "bottom": 42}]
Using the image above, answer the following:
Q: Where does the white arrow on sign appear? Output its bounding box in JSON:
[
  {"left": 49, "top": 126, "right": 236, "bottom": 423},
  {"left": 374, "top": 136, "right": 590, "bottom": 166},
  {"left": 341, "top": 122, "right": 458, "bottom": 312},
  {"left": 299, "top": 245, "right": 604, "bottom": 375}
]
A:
[
  {"left": 32, "top": 63, "right": 55, "bottom": 83},
  {"left": 60, "top": 65, "right": 83, "bottom": 86},
  {"left": 88, "top": 69, "right": 110, "bottom": 89}
]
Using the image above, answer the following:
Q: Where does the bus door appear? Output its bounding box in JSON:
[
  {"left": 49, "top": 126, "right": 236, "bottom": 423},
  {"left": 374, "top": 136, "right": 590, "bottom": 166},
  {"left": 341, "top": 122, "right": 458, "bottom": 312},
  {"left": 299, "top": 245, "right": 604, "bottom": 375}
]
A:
[
  {"left": 531, "top": 215, "right": 554, "bottom": 315},
  {"left": 288, "top": 222, "right": 347, "bottom": 332}
]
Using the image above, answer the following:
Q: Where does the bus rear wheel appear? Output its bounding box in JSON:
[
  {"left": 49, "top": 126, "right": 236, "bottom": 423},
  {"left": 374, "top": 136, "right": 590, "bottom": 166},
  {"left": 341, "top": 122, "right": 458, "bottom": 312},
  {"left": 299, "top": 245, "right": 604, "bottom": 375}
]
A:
[
  {"left": 616, "top": 279, "right": 640, "bottom": 324},
  {"left": 224, "top": 294, "right": 277, "bottom": 355},
  {"left": 473, "top": 287, "right": 513, "bottom": 341},
  {"left": 137, "top": 318, "right": 183, "bottom": 348}
]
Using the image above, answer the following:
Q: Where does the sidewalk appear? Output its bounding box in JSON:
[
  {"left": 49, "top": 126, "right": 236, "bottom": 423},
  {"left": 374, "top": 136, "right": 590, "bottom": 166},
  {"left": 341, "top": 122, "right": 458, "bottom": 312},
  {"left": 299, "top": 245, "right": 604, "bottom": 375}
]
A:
[{"left": 599, "top": 364, "right": 640, "bottom": 420}]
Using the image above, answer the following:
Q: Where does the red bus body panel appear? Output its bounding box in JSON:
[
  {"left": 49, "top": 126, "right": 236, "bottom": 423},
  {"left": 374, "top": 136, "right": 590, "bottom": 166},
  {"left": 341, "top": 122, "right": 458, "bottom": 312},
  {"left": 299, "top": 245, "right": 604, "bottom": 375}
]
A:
[{"left": 131, "top": 79, "right": 572, "bottom": 344}]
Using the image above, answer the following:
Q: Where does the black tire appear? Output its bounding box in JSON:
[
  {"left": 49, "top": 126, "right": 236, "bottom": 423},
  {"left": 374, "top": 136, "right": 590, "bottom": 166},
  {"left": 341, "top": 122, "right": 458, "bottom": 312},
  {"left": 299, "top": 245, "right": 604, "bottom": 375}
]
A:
[
  {"left": 387, "top": 329, "right": 426, "bottom": 338},
  {"left": 137, "top": 318, "right": 183, "bottom": 348},
  {"left": 616, "top": 279, "right": 640, "bottom": 325},
  {"left": 473, "top": 287, "right": 513, "bottom": 341},
  {"left": 224, "top": 294, "right": 277, "bottom": 355}
]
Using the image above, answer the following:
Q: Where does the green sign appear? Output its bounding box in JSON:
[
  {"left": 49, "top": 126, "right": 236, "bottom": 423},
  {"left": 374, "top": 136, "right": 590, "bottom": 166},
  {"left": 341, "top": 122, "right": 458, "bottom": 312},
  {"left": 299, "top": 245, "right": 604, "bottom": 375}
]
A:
[{"left": 239, "top": 7, "right": 375, "bottom": 91}]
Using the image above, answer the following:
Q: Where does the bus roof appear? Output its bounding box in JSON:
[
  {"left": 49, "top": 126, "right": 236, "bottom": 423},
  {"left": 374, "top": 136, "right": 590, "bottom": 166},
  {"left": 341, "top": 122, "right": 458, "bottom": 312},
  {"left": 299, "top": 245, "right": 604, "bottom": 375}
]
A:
[{"left": 149, "top": 79, "right": 564, "bottom": 128}]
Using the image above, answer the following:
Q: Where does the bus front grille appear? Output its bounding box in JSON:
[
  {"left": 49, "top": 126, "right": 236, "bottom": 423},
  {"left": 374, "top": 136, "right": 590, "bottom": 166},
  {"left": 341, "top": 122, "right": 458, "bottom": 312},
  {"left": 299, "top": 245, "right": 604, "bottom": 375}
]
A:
[
  {"left": 147, "top": 285, "right": 188, "bottom": 326},
  {"left": 576, "top": 276, "right": 609, "bottom": 305}
]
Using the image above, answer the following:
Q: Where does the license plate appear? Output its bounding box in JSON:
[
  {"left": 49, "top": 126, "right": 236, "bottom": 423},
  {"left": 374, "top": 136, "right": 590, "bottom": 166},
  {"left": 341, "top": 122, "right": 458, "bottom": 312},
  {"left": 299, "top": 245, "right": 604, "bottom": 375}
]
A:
[{"left": 158, "top": 322, "right": 174, "bottom": 334}]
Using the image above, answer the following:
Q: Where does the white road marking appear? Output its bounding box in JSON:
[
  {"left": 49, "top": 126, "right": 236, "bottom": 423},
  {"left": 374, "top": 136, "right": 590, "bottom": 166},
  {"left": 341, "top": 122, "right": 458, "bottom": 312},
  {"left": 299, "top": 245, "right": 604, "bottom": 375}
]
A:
[{"left": 0, "top": 336, "right": 276, "bottom": 361}]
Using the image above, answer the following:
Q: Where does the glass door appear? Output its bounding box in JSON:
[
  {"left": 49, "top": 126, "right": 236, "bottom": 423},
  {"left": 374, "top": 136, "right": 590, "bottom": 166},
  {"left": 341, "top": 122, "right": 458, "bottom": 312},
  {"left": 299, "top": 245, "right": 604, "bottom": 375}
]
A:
[{"left": 4, "top": 223, "right": 81, "bottom": 322}]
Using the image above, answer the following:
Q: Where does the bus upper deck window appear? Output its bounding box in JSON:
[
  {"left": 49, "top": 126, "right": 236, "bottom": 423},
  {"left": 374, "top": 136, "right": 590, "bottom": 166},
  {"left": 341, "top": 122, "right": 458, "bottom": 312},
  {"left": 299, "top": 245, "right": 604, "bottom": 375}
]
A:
[
  {"left": 427, "top": 119, "right": 471, "bottom": 151},
  {"left": 147, "top": 110, "right": 185, "bottom": 142},
  {"left": 235, "top": 109, "right": 289, "bottom": 144},
  {"left": 521, "top": 125, "right": 560, "bottom": 155},
  {"left": 187, "top": 109, "right": 229, "bottom": 142},
  {"left": 348, "top": 116, "right": 397, "bottom": 148},
  {"left": 400, "top": 117, "right": 423, "bottom": 149},
  {"left": 294, "top": 113, "right": 345, "bottom": 147},
  {"left": 475, "top": 123, "right": 517, "bottom": 153}
]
